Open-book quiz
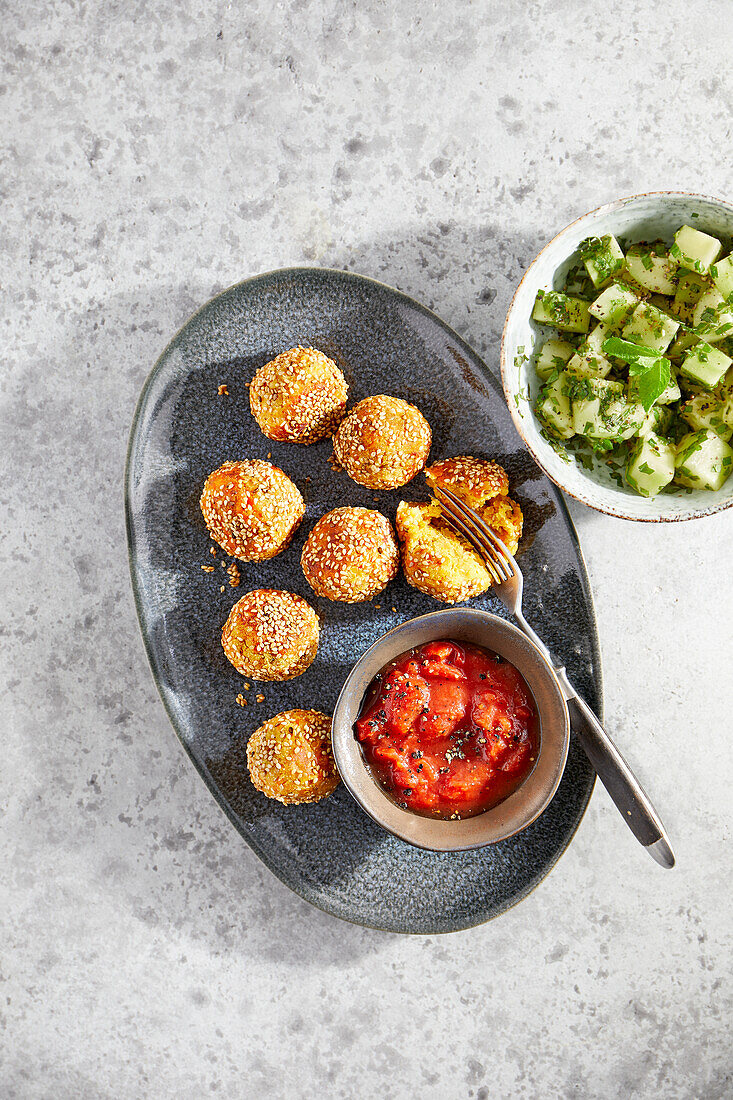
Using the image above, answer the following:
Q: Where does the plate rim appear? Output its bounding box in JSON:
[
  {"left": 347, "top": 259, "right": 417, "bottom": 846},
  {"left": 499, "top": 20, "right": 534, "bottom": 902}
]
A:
[{"left": 124, "top": 265, "right": 602, "bottom": 934}]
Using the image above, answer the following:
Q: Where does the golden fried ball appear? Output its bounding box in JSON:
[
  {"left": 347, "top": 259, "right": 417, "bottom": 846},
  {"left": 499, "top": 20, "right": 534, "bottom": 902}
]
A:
[
  {"left": 425, "top": 455, "right": 523, "bottom": 555},
  {"left": 301, "top": 506, "right": 399, "bottom": 603},
  {"left": 247, "top": 709, "right": 339, "bottom": 804},
  {"left": 426, "top": 455, "right": 509, "bottom": 506},
  {"left": 396, "top": 501, "right": 492, "bottom": 604},
  {"left": 221, "top": 589, "right": 319, "bottom": 681},
  {"left": 200, "top": 460, "right": 304, "bottom": 561},
  {"left": 249, "top": 346, "right": 349, "bottom": 444},
  {"left": 332, "top": 394, "right": 432, "bottom": 489}
]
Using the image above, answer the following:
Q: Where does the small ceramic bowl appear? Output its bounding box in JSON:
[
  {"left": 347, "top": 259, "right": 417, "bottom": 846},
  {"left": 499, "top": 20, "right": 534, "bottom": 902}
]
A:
[
  {"left": 500, "top": 191, "right": 733, "bottom": 522},
  {"left": 331, "top": 608, "right": 569, "bottom": 851}
]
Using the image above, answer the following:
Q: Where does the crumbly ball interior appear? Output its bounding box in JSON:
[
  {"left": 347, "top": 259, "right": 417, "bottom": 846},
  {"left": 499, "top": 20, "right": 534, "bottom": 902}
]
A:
[
  {"left": 425, "top": 455, "right": 523, "bottom": 555},
  {"left": 397, "top": 456, "right": 523, "bottom": 602},
  {"left": 396, "top": 501, "right": 491, "bottom": 604}
]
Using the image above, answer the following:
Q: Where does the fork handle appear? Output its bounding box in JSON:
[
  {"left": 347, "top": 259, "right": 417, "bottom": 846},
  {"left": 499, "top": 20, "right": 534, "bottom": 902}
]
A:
[{"left": 553, "top": 667, "right": 675, "bottom": 868}]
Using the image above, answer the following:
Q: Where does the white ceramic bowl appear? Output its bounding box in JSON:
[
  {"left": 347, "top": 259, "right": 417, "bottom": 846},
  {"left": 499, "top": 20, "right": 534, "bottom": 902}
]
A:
[{"left": 500, "top": 191, "right": 733, "bottom": 522}]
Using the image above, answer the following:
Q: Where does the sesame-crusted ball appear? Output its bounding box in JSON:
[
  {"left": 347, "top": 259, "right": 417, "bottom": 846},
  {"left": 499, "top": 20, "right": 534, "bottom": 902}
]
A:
[
  {"left": 247, "top": 709, "right": 339, "bottom": 805},
  {"left": 426, "top": 455, "right": 509, "bottom": 507},
  {"left": 425, "top": 455, "right": 523, "bottom": 555},
  {"left": 249, "top": 346, "right": 349, "bottom": 444},
  {"left": 221, "top": 589, "right": 319, "bottom": 681},
  {"left": 396, "top": 501, "right": 492, "bottom": 604},
  {"left": 332, "top": 394, "right": 432, "bottom": 490},
  {"left": 301, "top": 506, "right": 399, "bottom": 603},
  {"left": 200, "top": 460, "right": 304, "bottom": 561}
]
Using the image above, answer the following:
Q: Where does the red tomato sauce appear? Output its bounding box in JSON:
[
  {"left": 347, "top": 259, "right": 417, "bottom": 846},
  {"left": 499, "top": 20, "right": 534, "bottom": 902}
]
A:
[{"left": 355, "top": 640, "right": 539, "bottom": 819}]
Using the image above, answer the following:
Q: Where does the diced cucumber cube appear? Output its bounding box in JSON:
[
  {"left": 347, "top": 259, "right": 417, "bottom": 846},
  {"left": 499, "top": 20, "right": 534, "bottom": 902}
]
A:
[
  {"left": 536, "top": 371, "right": 575, "bottom": 439},
  {"left": 672, "top": 226, "right": 723, "bottom": 275},
  {"left": 718, "top": 369, "right": 733, "bottom": 429},
  {"left": 566, "top": 324, "right": 613, "bottom": 377},
  {"left": 693, "top": 287, "right": 733, "bottom": 343},
  {"left": 622, "top": 301, "right": 680, "bottom": 352},
  {"left": 583, "top": 324, "right": 613, "bottom": 355},
  {"left": 628, "top": 369, "right": 681, "bottom": 407},
  {"left": 719, "top": 336, "right": 733, "bottom": 360},
  {"left": 668, "top": 330, "right": 701, "bottom": 361},
  {"left": 566, "top": 349, "right": 612, "bottom": 379},
  {"left": 675, "top": 429, "right": 733, "bottom": 491},
  {"left": 570, "top": 376, "right": 644, "bottom": 441},
  {"left": 672, "top": 272, "right": 711, "bottom": 325},
  {"left": 711, "top": 254, "right": 733, "bottom": 299},
  {"left": 624, "top": 243, "right": 678, "bottom": 295},
  {"left": 679, "top": 341, "right": 732, "bottom": 390},
  {"left": 581, "top": 235, "right": 625, "bottom": 288},
  {"left": 639, "top": 404, "right": 673, "bottom": 438},
  {"left": 626, "top": 432, "right": 676, "bottom": 497},
  {"left": 679, "top": 393, "right": 732, "bottom": 441},
  {"left": 535, "top": 338, "right": 575, "bottom": 380},
  {"left": 589, "top": 282, "right": 639, "bottom": 328},
  {"left": 532, "top": 291, "right": 590, "bottom": 333}
]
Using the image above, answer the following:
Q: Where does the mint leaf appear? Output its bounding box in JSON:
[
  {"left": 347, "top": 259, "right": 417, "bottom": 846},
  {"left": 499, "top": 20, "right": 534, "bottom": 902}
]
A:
[
  {"left": 602, "top": 336, "right": 668, "bottom": 373},
  {"left": 601, "top": 337, "right": 671, "bottom": 410},
  {"left": 636, "top": 359, "right": 672, "bottom": 411}
]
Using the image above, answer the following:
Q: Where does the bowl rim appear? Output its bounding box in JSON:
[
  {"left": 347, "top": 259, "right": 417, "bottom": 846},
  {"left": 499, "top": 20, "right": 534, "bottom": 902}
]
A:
[
  {"left": 499, "top": 189, "right": 733, "bottom": 523},
  {"left": 331, "top": 607, "right": 570, "bottom": 852}
]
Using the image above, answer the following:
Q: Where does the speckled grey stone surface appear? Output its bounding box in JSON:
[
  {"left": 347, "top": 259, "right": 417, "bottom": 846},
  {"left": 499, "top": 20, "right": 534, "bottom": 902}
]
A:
[{"left": 2, "top": 0, "right": 732, "bottom": 1096}]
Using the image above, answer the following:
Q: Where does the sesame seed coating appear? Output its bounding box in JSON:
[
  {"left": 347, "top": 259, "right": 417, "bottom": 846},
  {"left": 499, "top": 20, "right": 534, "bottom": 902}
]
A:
[
  {"left": 249, "top": 346, "right": 349, "bottom": 444},
  {"left": 222, "top": 588, "right": 320, "bottom": 681},
  {"left": 200, "top": 460, "right": 304, "bottom": 561},
  {"left": 332, "top": 394, "right": 432, "bottom": 490},
  {"left": 247, "top": 709, "right": 339, "bottom": 804},
  {"left": 301, "top": 506, "right": 399, "bottom": 603},
  {"left": 426, "top": 455, "right": 509, "bottom": 505}
]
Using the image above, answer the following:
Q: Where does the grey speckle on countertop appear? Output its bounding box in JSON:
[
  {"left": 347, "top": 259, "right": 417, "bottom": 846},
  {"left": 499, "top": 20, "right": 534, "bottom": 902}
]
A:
[{"left": 2, "top": 1, "right": 731, "bottom": 1097}]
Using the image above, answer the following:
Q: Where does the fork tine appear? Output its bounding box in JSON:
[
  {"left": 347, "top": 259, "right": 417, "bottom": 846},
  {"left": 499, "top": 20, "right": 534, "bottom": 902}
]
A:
[
  {"left": 434, "top": 491, "right": 513, "bottom": 584},
  {"left": 434, "top": 485, "right": 516, "bottom": 582},
  {"left": 436, "top": 486, "right": 516, "bottom": 569},
  {"left": 438, "top": 509, "right": 506, "bottom": 585}
]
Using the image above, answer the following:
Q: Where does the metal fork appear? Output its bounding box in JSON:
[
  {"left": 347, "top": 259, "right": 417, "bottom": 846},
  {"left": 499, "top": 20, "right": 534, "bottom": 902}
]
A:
[{"left": 434, "top": 484, "right": 675, "bottom": 868}]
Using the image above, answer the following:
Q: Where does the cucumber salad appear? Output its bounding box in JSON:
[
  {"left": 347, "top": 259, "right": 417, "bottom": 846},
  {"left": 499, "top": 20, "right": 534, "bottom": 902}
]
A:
[{"left": 531, "top": 223, "right": 733, "bottom": 497}]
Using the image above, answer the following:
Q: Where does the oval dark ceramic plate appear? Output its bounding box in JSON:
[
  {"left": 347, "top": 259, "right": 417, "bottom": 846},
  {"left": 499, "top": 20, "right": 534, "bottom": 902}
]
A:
[{"left": 125, "top": 268, "right": 601, "bottom": 934}]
